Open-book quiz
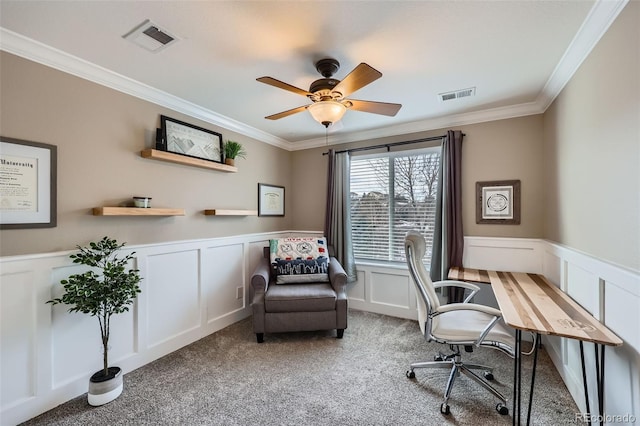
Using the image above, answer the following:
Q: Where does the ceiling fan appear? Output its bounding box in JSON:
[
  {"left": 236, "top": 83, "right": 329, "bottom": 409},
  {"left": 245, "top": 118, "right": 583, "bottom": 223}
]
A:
[{"left": 257, "top": 58, "right": 402, "bottom": 128}]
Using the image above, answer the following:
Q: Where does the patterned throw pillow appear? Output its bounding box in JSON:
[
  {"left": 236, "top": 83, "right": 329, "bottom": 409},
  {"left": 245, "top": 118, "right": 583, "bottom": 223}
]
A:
[{"left": 269, "top": 237, "right": 329, "bottom": 284}]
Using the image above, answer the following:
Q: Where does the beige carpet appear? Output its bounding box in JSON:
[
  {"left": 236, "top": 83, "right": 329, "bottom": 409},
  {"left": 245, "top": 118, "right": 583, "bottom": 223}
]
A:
[{"left": 23, "top": 310, "right": 578, "bottom": 425}]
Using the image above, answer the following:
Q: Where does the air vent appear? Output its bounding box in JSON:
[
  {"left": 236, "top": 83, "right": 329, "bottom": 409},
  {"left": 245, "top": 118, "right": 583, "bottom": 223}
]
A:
[
  {"left": 123, "top": 19, "right": 178, "bottom": 53},
  {"left": 438, "top": 87, "right": 476, "bottom": 102}
]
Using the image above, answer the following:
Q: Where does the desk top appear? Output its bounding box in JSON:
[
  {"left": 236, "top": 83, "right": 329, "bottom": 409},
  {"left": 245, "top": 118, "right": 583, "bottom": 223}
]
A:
[{"left": 448, "top": 267, "right": 622, "bottom": 346}]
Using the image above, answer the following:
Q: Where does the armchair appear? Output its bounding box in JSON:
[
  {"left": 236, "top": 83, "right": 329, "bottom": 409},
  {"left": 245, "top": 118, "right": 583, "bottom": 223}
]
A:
[
  {"left": 404, "top": 231, "right": 515, "bottom": 416},
  {"left": 250, "top": 237, "right": 348, "bottom": 343}
]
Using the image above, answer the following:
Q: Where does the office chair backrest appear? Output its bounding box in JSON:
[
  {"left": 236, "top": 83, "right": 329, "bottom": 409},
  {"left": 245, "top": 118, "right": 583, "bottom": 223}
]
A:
[{"left": 404, "top": 231, "right": 440, "bottom": 336}]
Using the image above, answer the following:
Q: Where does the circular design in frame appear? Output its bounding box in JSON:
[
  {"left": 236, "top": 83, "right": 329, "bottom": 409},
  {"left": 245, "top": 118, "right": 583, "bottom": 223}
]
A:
[{"left": 486, "top": 193, "right": 508, "bottom": 212}]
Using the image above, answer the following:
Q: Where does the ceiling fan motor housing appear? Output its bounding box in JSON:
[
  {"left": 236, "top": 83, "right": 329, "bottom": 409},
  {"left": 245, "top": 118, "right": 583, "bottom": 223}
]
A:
[{"left": 309, "top": 78, "right": 340, "bottom": 96}]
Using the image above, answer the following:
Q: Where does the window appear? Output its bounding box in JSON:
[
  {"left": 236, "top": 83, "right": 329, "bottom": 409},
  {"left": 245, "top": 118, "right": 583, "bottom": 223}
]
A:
[{"left": 350, "top": 147, "right": 441, "bottom": 263}]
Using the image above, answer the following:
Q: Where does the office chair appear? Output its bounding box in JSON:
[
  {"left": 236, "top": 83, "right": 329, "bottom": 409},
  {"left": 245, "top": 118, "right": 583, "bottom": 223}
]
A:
[{"left": 404, "top": 231, "right": 514, "bottom": 416}]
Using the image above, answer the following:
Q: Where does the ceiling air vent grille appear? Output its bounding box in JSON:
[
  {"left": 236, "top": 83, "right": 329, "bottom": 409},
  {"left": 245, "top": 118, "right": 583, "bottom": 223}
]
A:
[
  {"left": 123, "top": 19, "right": 178, "bottom": 53},
  {"left": 438, "top": 87, "right": 476, "bottom": 102}
]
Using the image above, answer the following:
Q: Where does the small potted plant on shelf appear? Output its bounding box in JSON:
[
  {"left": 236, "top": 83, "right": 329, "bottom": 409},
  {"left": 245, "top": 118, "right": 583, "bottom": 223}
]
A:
[
  {"left": 47, "top": 236, "right": 142, "bottom": 406},
  {"left": 223, "top": 140, "right": 247, "bottom": 167}
]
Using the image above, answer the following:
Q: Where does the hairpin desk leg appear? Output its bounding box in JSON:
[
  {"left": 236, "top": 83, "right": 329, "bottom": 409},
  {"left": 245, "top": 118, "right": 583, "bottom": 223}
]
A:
[
  {"left": 513, "top": 329, "right": 522, "bottom": 426},
  {"left": 525, "top": 333, "right": 540, "bottom": 426}
]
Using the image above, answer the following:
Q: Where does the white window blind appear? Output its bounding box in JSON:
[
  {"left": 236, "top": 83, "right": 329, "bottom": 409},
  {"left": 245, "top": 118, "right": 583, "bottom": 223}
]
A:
[{"left": 350, "top": 148, "right": 441, "bottom": 263}]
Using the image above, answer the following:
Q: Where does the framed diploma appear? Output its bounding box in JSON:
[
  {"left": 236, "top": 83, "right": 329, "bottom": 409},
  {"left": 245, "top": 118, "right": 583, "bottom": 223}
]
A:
[
  {"left": 258, "top": 183, "right": 285, "bottom": 217},
  {"left": 476, "top": 180, "right": 520, "bottom": 225},
  {"left": 0, "top": 137, "right": 57, "bottom": 229}
]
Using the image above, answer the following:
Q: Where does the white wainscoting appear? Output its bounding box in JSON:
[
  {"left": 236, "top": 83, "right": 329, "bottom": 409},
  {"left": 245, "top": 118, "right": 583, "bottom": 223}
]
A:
[
  {"left": 0, "top": 232, "right": 292, "bottom": 426},
  {"left": 2, "top": 234, "right": 638, "bottom": 424}
]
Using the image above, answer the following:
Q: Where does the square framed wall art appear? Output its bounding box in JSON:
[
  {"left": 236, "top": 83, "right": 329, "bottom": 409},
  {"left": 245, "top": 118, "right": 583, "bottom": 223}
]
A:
[{"left": 476, "top": 179, "right": 520, "bottom": 225}]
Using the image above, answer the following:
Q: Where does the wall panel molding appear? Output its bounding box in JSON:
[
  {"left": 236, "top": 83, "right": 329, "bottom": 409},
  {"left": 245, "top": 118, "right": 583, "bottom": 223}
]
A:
[
  {"left": 2, "top": 233, "right": 638, "bottom": 424},
  {"left": 0, "top": 231, "right": 298, "bottom": 425}
]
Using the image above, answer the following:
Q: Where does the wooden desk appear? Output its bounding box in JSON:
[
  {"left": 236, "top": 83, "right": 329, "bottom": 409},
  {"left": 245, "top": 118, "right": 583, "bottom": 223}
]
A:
[{"left": 448, "top": 267, "right": 623, "bottom": 426}]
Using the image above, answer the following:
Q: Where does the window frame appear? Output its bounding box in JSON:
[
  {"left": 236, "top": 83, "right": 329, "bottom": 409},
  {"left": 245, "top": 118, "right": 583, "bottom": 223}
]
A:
[{"left": 349, "top": 145, "right": 441, "bottom": 266}]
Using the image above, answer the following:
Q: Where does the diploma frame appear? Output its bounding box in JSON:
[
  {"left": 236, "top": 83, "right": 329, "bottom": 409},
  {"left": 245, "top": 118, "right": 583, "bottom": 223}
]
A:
[
  {"left": 258, "top": 183, "right": 285, "bottom": 217},
  {"left": 0, "top": 137, "right": 57, "bottom": 229}
]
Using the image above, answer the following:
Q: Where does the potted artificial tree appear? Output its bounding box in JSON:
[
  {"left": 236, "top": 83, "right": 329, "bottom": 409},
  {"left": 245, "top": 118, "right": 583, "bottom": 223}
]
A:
[
  {"left": 223, "top": 140, "right": 247, "bottom": 167},
  {"left": 47, "top": 236, "right": 141, "bottom": 406}
]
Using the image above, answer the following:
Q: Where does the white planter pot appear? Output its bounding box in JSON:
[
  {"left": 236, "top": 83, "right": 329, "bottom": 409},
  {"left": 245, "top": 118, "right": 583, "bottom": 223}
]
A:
[{"left": 88, "top": 367, "right": 123, "bottom": 406}]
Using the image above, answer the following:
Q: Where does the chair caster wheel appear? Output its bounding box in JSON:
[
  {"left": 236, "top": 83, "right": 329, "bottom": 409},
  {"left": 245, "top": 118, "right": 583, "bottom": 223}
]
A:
[
  {"left": 406, "top": 370, "right": 416, "bottom": 379},
  {"left": 483, "top": 371, "right": 494, "bottom": 381},
  {"left": 434, "top": 355, "right": 443, "bottom": 362},
  {"left": 496, "top": 403, "right": 509, "bottom": 415},
  {"left": 440, "top": 403, "right": 451, "bottom": 415}
]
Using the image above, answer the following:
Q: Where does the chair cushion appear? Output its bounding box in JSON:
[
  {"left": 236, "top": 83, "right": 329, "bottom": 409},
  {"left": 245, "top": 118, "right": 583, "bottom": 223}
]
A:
[
  {"left": 265, "top": 283, "right": 337, "bottom": 313},
  {"left": 432, "top": 310, "right": 514, "bottom": 348},
  {"left": 270, "top": 237, "right": 329, "bottom": 284}
]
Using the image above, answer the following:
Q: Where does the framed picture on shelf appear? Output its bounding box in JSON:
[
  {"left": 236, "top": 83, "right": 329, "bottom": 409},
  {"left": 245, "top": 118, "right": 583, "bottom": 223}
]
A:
[
  {"left": 258, "top": 183, "right": 285, "bottom": 217},
  {"left": 476, "top": 179, "right": 520, "bottom": 224},
  {"left": 159, "top": 115, "right": 223, "bottom": 163},
  {"left": 0, "top": 136, "right": 57, "bottom": 229}
]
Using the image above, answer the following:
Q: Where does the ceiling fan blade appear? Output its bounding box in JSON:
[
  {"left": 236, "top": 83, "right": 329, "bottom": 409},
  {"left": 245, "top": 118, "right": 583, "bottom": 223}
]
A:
[
  {"left": 257, "top": 77, "right": 311, "bottom": 97},
  {"left": 333, "top": 63, "right": 382, "bottom": 98},
  {"left": 348, "top": 99, "right": 402, "bottom": 116},
  {"left": 265, "top": 105, "right": 309, "bottom": 120}
]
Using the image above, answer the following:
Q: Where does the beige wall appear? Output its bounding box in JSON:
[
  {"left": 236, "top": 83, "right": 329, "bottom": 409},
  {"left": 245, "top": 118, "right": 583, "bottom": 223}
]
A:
[
  {"left": 3, "top": 1, "right": 637, "bottom": 271},
  {"left": 542, "top": 1, "right": 639, "bottom": 270},
  {"left": 0, "top": 52, "right": 292, "bottom": 256},
  {"left": 291, "top": 115, "right": 546, "bottom": 239}
]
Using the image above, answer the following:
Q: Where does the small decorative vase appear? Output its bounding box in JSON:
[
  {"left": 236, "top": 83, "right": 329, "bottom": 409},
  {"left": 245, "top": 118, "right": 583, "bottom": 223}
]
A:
[
  {"left": 225, "top": 158, "right": 235, "bottom": 166},
  {"left": 88, "top": 366, "right": 123, "bottom": 406}
]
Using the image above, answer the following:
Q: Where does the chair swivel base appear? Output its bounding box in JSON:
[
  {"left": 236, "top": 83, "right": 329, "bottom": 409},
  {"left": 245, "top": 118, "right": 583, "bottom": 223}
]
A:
[{"left": 406, "top": 353, "right": 509, "bottom": 416}]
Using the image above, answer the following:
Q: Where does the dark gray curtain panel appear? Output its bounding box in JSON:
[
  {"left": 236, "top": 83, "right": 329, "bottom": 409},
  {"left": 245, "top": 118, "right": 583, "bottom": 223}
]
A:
[
  {"left": 324, "top": 149, "right": 357, "bottom": 282},
  {"left": 430, "top": 130, "right": 465, "bottom": 303}
]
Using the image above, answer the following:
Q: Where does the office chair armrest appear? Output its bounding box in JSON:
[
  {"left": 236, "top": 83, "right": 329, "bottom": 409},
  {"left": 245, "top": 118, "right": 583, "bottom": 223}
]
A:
[
  {"left": 433, "top": 280, "right": 480, "bottom": 302},
  {"left": 436, "top": 303, "right": 505, "bottom": 347},
  {"left": 436, "top": 302, "right": 502, "bottom": 318}
]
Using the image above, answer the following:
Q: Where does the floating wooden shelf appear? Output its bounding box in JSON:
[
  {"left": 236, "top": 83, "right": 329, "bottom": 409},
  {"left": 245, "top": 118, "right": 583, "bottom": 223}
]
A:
[
  {"left": 93, "top": 207, "right": 185, "bottom": 216},
  {"left": 141, "top": 149, "right": 237, "bottom": 172},
  {"left": 203, "top": 209, "right": 258, "bottom": 216}
]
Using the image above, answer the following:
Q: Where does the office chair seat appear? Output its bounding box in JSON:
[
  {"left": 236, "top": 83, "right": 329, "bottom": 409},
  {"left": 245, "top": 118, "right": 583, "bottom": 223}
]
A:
[{"left": 432, "top": 310, "right": 513, "bottom": 347}]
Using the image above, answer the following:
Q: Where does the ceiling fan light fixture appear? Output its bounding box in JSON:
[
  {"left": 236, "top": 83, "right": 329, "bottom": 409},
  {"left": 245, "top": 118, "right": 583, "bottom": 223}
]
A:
[{"left": 308, "top": 100, "right": 347, "bottom": 128}]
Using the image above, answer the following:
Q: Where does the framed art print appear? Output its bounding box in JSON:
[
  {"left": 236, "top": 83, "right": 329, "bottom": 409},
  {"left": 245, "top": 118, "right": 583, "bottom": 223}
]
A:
[
  {"left": 258, "top": 183, "right": 284, "bottom": 217},
  {"left": 0, "top": 137, "right": 57, "bottom": 229},
  {"left": 476, "top": 180, "right": 520, "bottom": 224},
  {"left": 159, "top": 115, "right": 223, "bottom": 163}
]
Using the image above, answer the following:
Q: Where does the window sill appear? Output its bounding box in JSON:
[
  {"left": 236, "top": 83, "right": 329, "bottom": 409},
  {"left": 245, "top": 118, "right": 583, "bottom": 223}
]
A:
[{"left": 354, "top": 260, "right": 409, "bottom": 271}]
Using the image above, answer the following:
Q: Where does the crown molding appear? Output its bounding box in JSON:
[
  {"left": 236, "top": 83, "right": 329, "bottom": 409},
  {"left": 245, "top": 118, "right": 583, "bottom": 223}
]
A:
[
  {"left": 535, "top": 0, "right": 629, "bottom": 110},
  {"left": 0, "top": 0, "right": 627, "bottom": 152},
  {"left": 290, "top": 101, "right": 544, "bottom": 150},
  {"left": 0, "top": 27, "right": 291, "bottom": 151},
  {"left": 292, "top": 0, "right": 629, "bottom": 151}
]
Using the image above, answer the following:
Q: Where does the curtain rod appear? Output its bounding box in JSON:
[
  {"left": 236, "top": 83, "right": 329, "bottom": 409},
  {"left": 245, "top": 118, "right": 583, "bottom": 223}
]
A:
[{"left": 321, "top": 134, "right": 464, "bottom": 155}]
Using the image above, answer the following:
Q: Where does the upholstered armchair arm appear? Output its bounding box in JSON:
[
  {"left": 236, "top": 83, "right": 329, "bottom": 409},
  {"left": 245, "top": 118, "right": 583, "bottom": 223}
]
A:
[
  {"left": 328, "top": 257, "right": 348, "bottom": 295},
  {"left": 328, "top": 257, "right": 348, "bottom": 332},
  {"left": 250, "top": 257, "right": 270, "bottom": 335},
  {"left": 250, "top": 257, "right": 271, "bottom": 297}
]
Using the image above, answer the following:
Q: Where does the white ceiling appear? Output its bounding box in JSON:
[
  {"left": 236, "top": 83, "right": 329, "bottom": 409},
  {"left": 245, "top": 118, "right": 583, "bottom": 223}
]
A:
[{"left": 0, "top": 1, "right": 627, "bottom": 150}]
